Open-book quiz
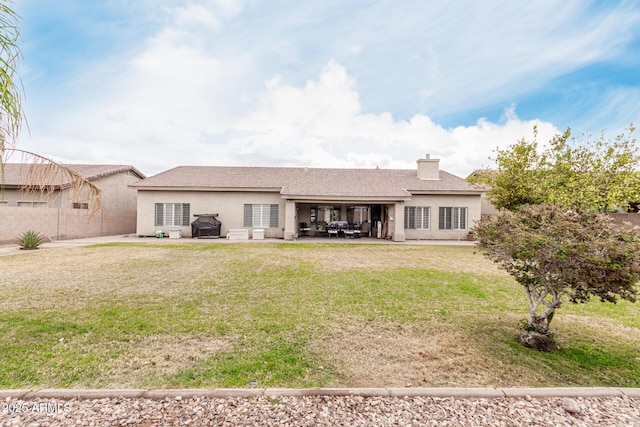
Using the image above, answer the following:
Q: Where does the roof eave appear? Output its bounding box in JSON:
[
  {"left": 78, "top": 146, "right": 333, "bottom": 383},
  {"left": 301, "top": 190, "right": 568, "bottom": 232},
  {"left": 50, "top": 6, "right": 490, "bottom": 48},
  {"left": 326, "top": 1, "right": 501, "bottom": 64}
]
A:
[
  {"left": 0, "top": 184, "right": 62, "bottom": 191},
  {"left": 132, "top": 185, "right": 283, "bottom": 192},
  {"left": 84, "top": 166, "right": 146, "bottom": 182},
  {"left": 407, "top": 190, "right": 484, "bottom": 196},
  {"left": 282, "top": 195, "right": 413, "bottom": 203}
]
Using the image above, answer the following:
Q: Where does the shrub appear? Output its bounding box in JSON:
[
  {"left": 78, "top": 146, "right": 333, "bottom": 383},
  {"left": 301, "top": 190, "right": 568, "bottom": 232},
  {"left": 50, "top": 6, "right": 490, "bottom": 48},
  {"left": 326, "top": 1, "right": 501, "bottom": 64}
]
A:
[
  {"left": 475, "top": 204, "right": 640, "bottom": 350},
  {"left": 17, "top": 230, "right": 46, "bottom": 250}
]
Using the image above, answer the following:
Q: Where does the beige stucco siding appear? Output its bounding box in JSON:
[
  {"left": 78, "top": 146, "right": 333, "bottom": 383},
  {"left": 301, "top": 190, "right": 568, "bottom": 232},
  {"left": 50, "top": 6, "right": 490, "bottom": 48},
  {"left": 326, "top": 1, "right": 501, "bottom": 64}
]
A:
[
  {"left": 136, "top": 190, "right": 285, "bottom": 238},
  {"left": 403, "top": 194, "right": 481, "bottom": 240},
  {"left": 91, "top": 171, "right": 141, "bottom": 210},
  {"left": 0, "top": 171, "right": 140, "bottom": 210},
  {"left": 0, "top": 188, "right": 63, "bottom": 207},
  {"left": 480, "top": 192, "right": 499, "bottom": 216}
]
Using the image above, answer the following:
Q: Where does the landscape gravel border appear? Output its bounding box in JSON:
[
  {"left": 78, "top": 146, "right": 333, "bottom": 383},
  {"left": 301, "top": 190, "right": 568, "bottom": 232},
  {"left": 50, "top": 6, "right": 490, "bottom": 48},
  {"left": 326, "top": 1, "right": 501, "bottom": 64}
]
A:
[
  {"left": 2, "top": 389, "right": 638, "bottom": 425},
  {"left": 1, "top": 387, "right": 638, "bottom": 400}
]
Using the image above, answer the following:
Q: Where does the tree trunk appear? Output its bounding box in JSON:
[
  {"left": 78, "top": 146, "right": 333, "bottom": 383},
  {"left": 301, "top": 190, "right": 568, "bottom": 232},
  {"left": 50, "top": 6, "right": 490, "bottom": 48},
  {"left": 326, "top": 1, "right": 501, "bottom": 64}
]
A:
[
  {"left": 528, "top": 314, "right": 550, "bottom": 335},
  {"left": 522, "top": 309, "right": 558, "bottom": 351}
]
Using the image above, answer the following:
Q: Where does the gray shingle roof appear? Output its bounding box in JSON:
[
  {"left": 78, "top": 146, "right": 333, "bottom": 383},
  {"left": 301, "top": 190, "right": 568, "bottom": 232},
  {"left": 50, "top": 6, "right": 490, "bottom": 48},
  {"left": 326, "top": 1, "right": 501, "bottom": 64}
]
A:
[
  {"left": 0, "top": 163, "right": 145, "bottom": 188},
  {"left": 132, "top": 166, "right": 481, "bottom": 199}
]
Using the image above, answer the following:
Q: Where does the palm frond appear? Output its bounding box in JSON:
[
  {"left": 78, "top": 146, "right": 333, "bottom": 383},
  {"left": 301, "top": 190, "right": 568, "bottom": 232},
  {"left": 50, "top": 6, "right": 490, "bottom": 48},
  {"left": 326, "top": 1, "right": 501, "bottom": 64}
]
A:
[
  {"left": 2, "top": 148, "right": 102, "bottom": 216},
  {"left": 0, "top": 5, "right": 97, "bottom": 216},
  {"left": 0, "top": 1, "right": 23, "bottom": 152}
]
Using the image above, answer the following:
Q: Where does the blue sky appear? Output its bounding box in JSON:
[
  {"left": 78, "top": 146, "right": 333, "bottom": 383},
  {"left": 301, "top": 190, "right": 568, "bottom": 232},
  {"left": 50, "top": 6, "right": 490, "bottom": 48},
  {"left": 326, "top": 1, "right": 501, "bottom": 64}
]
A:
[{"left": 12, "top": 0, "right": 640, "bottom": 176}]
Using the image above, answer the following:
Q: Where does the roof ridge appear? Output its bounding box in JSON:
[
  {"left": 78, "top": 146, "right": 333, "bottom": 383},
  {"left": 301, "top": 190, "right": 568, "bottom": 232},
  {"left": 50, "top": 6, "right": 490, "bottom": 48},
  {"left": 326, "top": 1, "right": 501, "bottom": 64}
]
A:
[
  {"left": 1, "top": 163, "right": 146, "bottom": 186},
  {"left": 133, "top": 164, "right": 482, "bottom": 197},
  {"left": 160, "top": 165, "right": 418, "bottom": 172}
]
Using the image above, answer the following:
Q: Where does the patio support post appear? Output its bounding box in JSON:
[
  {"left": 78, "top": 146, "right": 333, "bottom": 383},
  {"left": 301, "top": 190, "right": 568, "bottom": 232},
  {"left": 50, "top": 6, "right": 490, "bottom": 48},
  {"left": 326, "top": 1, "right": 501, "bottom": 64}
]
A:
[
  {"left": 284, "top": 200, "right": 297, "bottom": 240},
  {"left": 393, "top": 201, "right": 406, "bottom": 242}
]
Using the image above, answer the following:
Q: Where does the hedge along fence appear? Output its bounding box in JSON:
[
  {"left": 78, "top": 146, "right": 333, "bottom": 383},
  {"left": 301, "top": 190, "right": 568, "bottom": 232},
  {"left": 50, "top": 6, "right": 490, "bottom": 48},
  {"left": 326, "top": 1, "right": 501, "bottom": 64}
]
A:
[{"left": 0, "top": 207, "right": 137, "bottom": 244}]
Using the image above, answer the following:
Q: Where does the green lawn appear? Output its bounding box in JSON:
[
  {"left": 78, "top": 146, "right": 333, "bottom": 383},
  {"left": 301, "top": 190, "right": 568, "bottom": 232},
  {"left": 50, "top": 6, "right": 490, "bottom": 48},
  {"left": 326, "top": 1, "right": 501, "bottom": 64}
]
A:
[{"left": 0, "top": 242, "right": 638, "bottom": 389}]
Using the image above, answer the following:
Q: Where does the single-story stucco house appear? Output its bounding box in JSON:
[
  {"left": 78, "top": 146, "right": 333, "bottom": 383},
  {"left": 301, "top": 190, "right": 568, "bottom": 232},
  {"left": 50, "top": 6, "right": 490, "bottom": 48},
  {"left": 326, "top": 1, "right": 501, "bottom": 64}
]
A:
[
  {"left": 132, "top": 155, "right": 484, "bottom": 241},
  {"left": 0, "top": 163, "right": 145, "bottom": 243}
]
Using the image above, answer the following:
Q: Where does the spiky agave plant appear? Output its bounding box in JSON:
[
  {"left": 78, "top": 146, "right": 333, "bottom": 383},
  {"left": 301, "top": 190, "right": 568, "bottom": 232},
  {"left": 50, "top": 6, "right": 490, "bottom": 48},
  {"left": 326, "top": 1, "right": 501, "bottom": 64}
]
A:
[{"left": 17, "top": 230, "right": 45, "bottom": 250}]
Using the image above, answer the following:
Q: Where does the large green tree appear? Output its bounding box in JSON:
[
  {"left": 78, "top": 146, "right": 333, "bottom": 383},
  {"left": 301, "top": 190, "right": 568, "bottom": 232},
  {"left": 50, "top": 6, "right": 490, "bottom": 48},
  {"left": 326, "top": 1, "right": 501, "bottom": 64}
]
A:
[
  {"left": 475, "top": 203, "right": 640, "bottom": 350},
  {"left": 0, "top": 1, "right": 101, "bottom": 212},
  {"left": 472, "top": 126, "right": 640, "bottom": 350},
  {"left": 469, "top": 126, "right": 640, "bottom": 213}
]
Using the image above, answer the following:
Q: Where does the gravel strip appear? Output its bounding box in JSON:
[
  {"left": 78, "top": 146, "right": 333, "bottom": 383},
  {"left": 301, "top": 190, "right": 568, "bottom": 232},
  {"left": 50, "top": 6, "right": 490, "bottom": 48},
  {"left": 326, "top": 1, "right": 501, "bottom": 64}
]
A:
[{"left": 2, "top": 395, "right": 638, "bottom": 426}]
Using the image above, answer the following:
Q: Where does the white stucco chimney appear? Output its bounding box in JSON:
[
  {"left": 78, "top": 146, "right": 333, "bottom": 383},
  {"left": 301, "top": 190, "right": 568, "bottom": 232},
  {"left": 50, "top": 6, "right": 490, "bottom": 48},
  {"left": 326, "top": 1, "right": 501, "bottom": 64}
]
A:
[{"left": 417, "top": 154, "right": 440, "bottom": 180}]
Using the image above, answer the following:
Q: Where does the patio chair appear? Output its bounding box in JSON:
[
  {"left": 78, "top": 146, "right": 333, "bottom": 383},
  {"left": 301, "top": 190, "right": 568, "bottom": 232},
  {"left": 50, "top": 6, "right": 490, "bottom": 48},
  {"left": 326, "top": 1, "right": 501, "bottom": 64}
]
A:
[
  {"left": 316, "top": 222, "right": 329, "bottom": 238},
  {"left": 299, "top": 222, "right": 312, "bottom": 237},
  {"left": 360, "top": 221, "right": 371, "bottom": 237}
]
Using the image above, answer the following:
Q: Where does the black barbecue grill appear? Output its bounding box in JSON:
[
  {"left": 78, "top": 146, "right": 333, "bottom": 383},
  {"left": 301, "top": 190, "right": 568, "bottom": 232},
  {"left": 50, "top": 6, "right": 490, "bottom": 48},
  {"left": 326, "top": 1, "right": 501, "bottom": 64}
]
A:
[{"left": 191, "top": 214, "right": 221, "bottom": 238}]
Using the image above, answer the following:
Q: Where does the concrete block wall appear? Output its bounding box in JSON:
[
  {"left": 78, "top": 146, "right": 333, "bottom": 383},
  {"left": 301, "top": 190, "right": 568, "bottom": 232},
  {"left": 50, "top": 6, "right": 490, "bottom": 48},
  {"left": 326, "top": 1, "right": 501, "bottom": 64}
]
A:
[
  {"left": 0, "top": 207, "right": 58, "bottom": 243},
  {"left": 0, "top": 207, "right": 137, "bottom": 244}
]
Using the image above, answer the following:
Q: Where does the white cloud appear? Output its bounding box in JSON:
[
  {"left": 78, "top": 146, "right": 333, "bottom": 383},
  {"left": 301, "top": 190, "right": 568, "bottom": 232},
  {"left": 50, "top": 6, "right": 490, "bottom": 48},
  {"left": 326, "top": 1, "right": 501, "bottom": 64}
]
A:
[
  {"left": 171, "top": 0, "right": 244, "bottom": 30},
  {"left": 22, "top": 52, "right": 559, "bottom": 177},
  {"left": 221, "top": 61, "right": 559, "bottom": 176},
  {"left": 174, "top": 4, "right": 222, "bottom": 30},
  {"left": 21, "top": 0, "right": 636, "bottom": 177},
  {"left": 319, "top": 1, "right": 640, "bottom": 119}
]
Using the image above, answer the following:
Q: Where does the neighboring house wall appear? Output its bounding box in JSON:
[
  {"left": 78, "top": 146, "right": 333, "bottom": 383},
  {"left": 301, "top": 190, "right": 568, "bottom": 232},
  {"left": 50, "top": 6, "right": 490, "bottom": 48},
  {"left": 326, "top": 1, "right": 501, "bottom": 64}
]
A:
[
  {"left": 403, "top": 194, "right": 482, "bottom": 240},
  {"left": 0, "top": 188, "right": 65, "bottom": 208},
  {"left": 136, "top": 190, "right": 285, "bottom": 238},
  {"left": 480, "top": 192, "right": 499, "bottom": 216},
  {"left": 0, "top": 165, "right": 144, "bottom": 244},
  {"left": 0, "top": 171, "right": 141, "bottom": 210},
  {"left": 65, "top": 170, "right": 141, "bottom": 211}
]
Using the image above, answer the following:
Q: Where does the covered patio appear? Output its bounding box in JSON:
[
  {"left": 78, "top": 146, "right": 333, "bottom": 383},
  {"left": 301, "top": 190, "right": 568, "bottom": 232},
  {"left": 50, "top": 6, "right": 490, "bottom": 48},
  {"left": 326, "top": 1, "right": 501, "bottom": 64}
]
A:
[{"left": 284, "top": 199, "right": 408, "bottom": 242}]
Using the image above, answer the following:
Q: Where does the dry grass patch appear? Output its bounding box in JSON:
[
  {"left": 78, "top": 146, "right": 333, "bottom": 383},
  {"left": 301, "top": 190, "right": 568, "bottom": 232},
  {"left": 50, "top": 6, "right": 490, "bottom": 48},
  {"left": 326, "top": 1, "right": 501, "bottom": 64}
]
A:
[
  {"left": 288, "top": 244, "right": 504, "bottom": 275},
  {"left": 557, "top": 314, "right": 640, "bottom": 343},
  {"left": 91, "top": 335, "right": 237, "bottom": 388},
  {"left": 314, "top": 319, "right": 512, "bottom": 388},
  {"left": 0, "top": 246, "right": 239, "bottom": 311}
]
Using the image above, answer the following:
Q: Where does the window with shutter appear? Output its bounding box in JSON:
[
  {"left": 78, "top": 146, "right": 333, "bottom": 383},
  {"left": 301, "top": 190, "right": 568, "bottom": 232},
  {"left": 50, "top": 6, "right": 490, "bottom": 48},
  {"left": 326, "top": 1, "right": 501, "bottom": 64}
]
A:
[
  {"left": 404, "top": 206, "right": 415, "bottom": 229},
  {"left": 164, "top": 204, "right": 174, "bottom": 226},
  {"left": 243, "top": 204, "right": 279, "bottom": 227},
  {"left": 182, "top": 204, "right": 190, "bottom": 226},
  {"left": 244, "top": 204, "right": 253, "bottom": 227},
  {"left": 155, "top": 203, "right": 190, "bottom": 227},
  {"left": 270, "top": 204, "right": 279, "bottom": 227},
  {"left": 252, "top": 204, "right": 268, "bottom": 227},
  {"left": 420, "top": 207, "right": 430, "bottom": 229},
  {"left": 155, "top": 204, "right": 163, "bottom": 226},
  {"left": 439, "top": 207, "right": 467, "bottom": 230},
  {"left": 456, "top": 207, "right": 467, "bottom": 229},
  {"left": 405, "top": 206, "right": 430, "bottom": 229}
]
